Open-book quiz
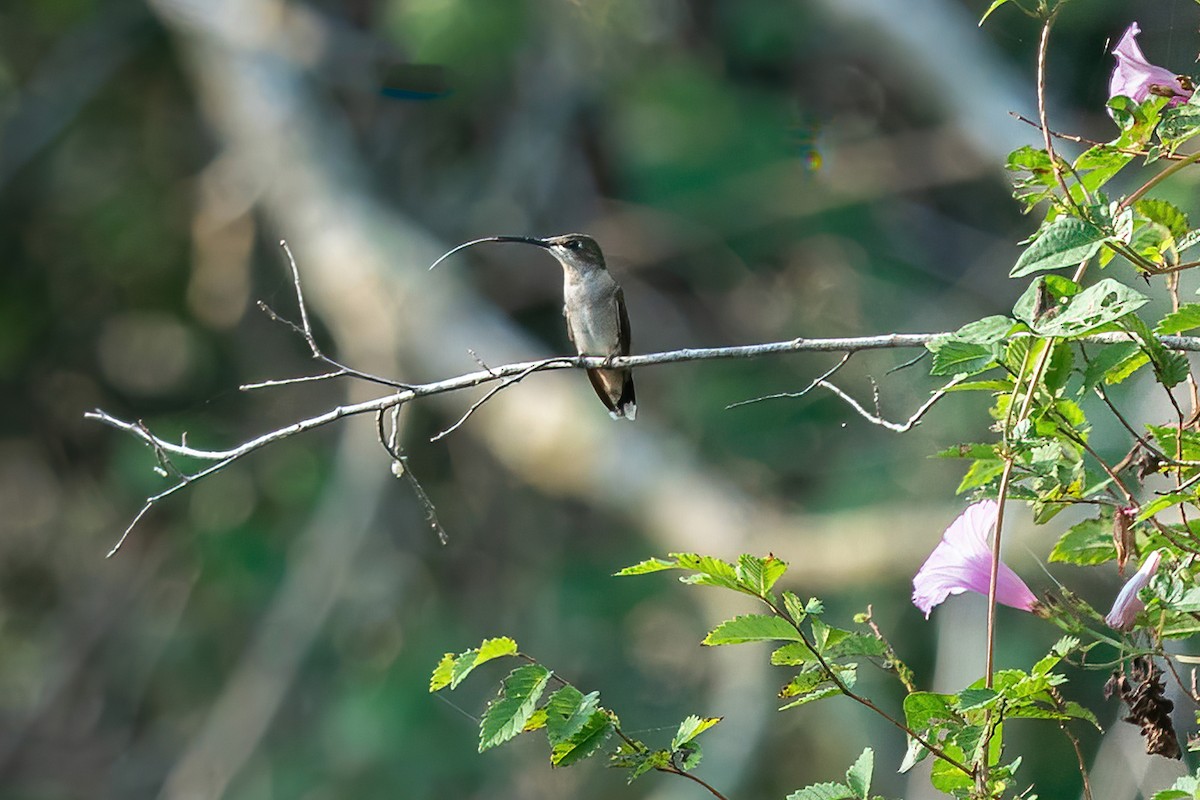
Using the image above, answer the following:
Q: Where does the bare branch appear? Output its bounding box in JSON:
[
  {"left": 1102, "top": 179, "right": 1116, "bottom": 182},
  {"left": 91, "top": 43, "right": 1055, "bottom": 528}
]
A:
[
  {"left": 815, "top": 374, "right": 966, "bottom": 433},
  {"left": 431, "top": 358, "right": 572, "bottom": 442},
  {"left": 248, "top": 241, "right": 414, "bottom": 391},
  {"left": 725, "top": 353, "right": 852, "bottom": 409},
  {"left": 87, "top": 328, "right": 1200, "bottom": 554},
  {"left": 376, "top": 409, "right": 448, "bottom": 545},
  {"left": 280, "top": 239, "right": 319, "bottom": 358}
]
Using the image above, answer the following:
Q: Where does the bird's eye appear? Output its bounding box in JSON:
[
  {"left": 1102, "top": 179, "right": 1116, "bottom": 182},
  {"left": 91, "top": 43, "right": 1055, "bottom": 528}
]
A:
[{"left": 568, "top": 240, "right": 582, "bottom": 250}]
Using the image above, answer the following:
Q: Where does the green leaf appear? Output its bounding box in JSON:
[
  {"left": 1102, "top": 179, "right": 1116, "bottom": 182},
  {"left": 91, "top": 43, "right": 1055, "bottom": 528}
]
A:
[
  {"left": 957, "top": 458, "right": 1005, "bottom": 493},
  {"left": 1075, "top": 144, "right": 1135, "bottom": 194},
  {"left": 1043, "top": 340, "right": 1075, "bottom": 393},
  {"left": 675, "top": 741, "right": 703, "bottom": 771},
  {"left": 736, "top": 554, "right": 788, "bottom": 598},
  {"left": 450, "top": 636, "right": 521, "bottom": 689},
  {"left": 1104, "top": 349, "right": 1150, "bottom": 384},
  {"left": 952, "top": 315, "right": 1017, "bottom": 344},
  {"left": 672, "top": 715, "right": 722, "bottom": 749},
  {"left": 545, "top": 685, "right": 597, "bottom": 745},
  {"left": 1035, "top": 279, "right": 1149, "bottom": 337},
  {"left": 1082, "top": 342, "right": 1142, "bottom": 388},
  {"left": 1160, "top": 103, "right": 1200, "bottom": 153},
  {"left": 783, "top": 591, "right": 809, "bottom": 624},
  {"left": 1012, "top": 217, "right": 1111, "bottom": 277},
  {"left": 926, "top": 338, "right": 1000, "bottom": 376},
  {"left": 1126, "top": 315, "right": 1191, "bottom": 388},
  {"left": 955, "top": 688, "right": 999, "bottom": 712},
  {"left": 944, "top": 379, "right": 1015, "bottom": 392},
  {"left": 1158, "top": 303, "right": 1200, "bottom": 335},
  {"left": 550, "top": 710, "right": 613, "bottom": 766},
  {"left": 978, "top": 0, "right": 1011, "bottom": 26},
  {"left": 1012, "top": 275, "right": 1079, "bottom": 328},
  {"left": 1136, "top": 493, "right": 1194, "bottom": 523},
  {"left": 1148, "top": 424, "right": 1200, "bottom": 462},
  {"left": 1048, "top": 516, "right": 1116, "bottom": 565},
  {"left": 430, "top": 653, "right": 455, "bottom": 692},
  {"left": 786, "top": 782, "right": 855, "bottom": 800},
  {"left": 900, "top": 692, "right": 957, "bottom": 772},
  {"left": 778, "top": 665, "right": 857, "bottom": 710},
  {"left": 1138, "top": 198, "right": 1190, "bottom": 239},
  {"left": 845, "top": 748, "right": 873, "bottom": 799},
  {"left": 479, "top": 664, "right": 552, "bottom": 752},
  {"left": 772, "top": 642, "right": 817, "bottom": 666},
  {"left": 614, "top": 556, "right": 677, "bottom": 576},
  {"left": 673, "top": 553, "right": 743, "bottom": 592},
  {"left": 936, "top": 442, "right": 998, "bottom": 459},
  {"left": 703, "top": 614, "right": 804, "bottom": 645}
]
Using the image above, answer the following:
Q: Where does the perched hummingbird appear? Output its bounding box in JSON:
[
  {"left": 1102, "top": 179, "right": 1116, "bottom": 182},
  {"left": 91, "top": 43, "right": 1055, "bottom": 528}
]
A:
[{"left": 430, "top": 233, "right": 637, "bottom": 420}]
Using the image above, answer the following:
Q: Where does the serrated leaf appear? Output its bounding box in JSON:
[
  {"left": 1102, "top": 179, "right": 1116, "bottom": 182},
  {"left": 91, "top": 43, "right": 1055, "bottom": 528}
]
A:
[
  {"left": 845, "top": 748, "right": 873, "bottom": 798},
  {"left": 1138, "top": 198, "right": 1190, "bottom": 239},
  {"left": 672, "top": 715, "right": 722, "bottom": 749},
  {"left": 736, "top": 554, "right": 788, "bottom": 597},
  {"left": 676, "top": 740, "right": 703, "bottom": 771},
  {"left": 944, "top": 379, "right": 1015, "bottom": 392},
  {"left": 448, "top": 636, "right": 521, "bottom": 690},
  {"left": 430, "top": 653, "right": 456, "bottom": 692},
  {"left": 703, "top": 614, "right": 804, "bottom": 645},
  {"left": 1136, "top": 493, "right": 1194, "bottom": 523},
  {"left": 479, "top": 664, "right": 552, "bottom": 752},
  {"left": 1012, "top": 217, "right": 1111, "bottom": 277},
  {"left": 614, "top": 556, "right": 677, "bottom": 576},
  {"left": 545, "top": 685, "right": 599, "bottom": 745},
  {"left": 1082, "top": 342, "right": 1142, "bottom": 388},
  {"left": 952, "top": 315, "right": 1017, "bottom": 344},
  {"left": 926, "top": 339, "right": 1000, "bottom": 376},
  {"left": 1048, "top": 517, "right": 1115, "bottom": 565},
  {"left": 772, "top": 641, "right": 817, "bottom": 666},
  {"left": 1160, "top": 103, "right": 1200, "bottom": 153},
  {"left": 550, "top": 710, "right": 613, "bottom": 766},
  {"left": 786, "top": 782, "right": 855, "bottom": 800},
  {"left": 955, "top": 688, "right": 999, "bottom": 711},
  {"left": 783, "top": 591, "right": 808, "bottom": 624},
  {"left": 620, "top": 748, "right": 671, "bottom": 783},
  {"left": 1043, "top": 340, "right": 1075, "bottom": 393},
  {"left": 1148, "top": 424, "right": 1200, "bottom": 462},
  {"left": 936, "top": 442, "right": 999, "bottom": 459},
  {"left": 524, "top": 708, "right": 548, "bottom": 732},
  {"left": 1157, "top": 303, "right": 1200, "bottom": 335},
  {"left": 1105, "top": 349, "right": 1150, "bottom": 384},
  {"left": 957, "top": 458, "right": 1005, "bottom": 493},
  {"left": 672, "top": 553, "right": 743, "bottom": 592}
]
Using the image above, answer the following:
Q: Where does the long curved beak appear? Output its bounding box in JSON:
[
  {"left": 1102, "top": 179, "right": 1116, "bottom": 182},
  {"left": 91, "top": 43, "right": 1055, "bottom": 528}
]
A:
[{"left": 427, "top": 235, "right": 550, "bottom": 271}]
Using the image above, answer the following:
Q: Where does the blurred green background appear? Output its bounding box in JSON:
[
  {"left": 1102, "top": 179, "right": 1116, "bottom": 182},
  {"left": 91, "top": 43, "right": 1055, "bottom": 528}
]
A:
[{"left": 2, "top": 0, "right": 1199, "bottom": 798}]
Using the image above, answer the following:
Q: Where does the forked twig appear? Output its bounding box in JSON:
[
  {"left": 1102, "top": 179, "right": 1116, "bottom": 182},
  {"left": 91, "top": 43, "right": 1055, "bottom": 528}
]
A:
[
  {"left": 814, "top": 374, "right": 966, "bottom": 433},
  {"left": 431, "top": 358, "right": 573, "bottom": 442}
]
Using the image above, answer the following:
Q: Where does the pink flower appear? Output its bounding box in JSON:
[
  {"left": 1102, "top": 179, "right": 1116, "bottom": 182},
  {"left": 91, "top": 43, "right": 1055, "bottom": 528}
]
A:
[
  {"left": 912, "top": 500, "right": 1038, "bottom": 619},
  {"left": 1110, "top": 22, "right": 1193, "bottom": 108},
  {"left": 1106, "top": 549, "right": 1164, "bottom": 631}
]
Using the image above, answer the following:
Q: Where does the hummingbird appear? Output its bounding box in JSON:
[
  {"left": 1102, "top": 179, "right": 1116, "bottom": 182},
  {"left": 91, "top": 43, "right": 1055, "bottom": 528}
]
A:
[{"left": 430, "top": 233, "right": 637, "bottom": 420}]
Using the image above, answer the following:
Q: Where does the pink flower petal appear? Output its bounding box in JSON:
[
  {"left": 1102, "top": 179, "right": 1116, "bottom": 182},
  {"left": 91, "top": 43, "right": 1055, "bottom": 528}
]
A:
[
  {"left": 1106, "top": 549, "right": 1164, "bottom": 631},
  {"left": 1110, "top": 22, "right": 1192, "bottom": 108},
  {"left": 912, "top": 500, "right": 1038, "bottom": 618}
]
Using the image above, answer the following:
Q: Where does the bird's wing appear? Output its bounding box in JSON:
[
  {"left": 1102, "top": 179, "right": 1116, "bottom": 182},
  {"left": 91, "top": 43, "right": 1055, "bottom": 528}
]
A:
[{"left": 616, "top": 286, "right": 632, "bottom": 356}]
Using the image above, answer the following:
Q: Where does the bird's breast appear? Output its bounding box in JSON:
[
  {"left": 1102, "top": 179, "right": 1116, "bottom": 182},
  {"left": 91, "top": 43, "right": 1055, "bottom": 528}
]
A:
[{"left": 563, "top": 272, "right": 621, "bottom": 356}]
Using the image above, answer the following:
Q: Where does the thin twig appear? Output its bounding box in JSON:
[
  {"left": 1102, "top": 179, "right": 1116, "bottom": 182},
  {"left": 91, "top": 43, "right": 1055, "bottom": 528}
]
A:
[
  {"left": 431, "top": 358, "right": 573, "bottom": 442},
  {"left": 725, "top": 354, "right": 851, "bottom": 409},
  {"left": 813, "top": 374, "right": 966, "bottom": 433},
  {"left": 240, "top": 370, "right": 351, "bottom": 391},
  {"left": 376, "top": 409, "right": 448, "bottom": 545}
]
